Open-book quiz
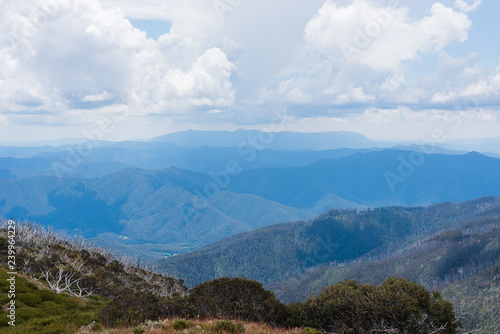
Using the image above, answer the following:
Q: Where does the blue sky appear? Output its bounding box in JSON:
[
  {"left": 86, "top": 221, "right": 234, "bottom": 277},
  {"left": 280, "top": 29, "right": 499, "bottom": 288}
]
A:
[{"left": 0, "top": 0, "right": 499, "bottom": 142}]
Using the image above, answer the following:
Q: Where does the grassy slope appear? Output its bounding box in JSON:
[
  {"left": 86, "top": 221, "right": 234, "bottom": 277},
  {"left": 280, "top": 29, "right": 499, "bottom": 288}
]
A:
[
  {"left": 0, "top": 268, "right": 302, "bottom": 334},
  {"left": 0, "top": 267, "right": 108, "bottom": 333}
]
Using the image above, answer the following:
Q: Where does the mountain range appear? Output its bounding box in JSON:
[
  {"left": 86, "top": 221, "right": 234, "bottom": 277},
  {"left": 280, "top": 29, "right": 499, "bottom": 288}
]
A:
[
  {"left": 1, "top": 130, "right": 500, "bottom": 332},
  {"left": 1, "top": 149, "right": 500, "bottom": 258}
]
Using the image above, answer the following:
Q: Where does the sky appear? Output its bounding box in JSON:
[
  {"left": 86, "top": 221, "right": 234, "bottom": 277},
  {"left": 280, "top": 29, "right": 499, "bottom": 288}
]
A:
[{"left": 1, "top": 0, "right": 500, "bottom": 142}]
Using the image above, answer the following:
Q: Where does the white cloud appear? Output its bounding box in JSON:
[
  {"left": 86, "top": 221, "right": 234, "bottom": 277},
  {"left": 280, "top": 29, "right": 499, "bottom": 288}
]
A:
[
  {"left": 0, "top": 0, "right": 236, "bottom": 123},
  {"left": 304, "top": 0, "right": 471, "bottom": 72},
  {"left": 455, "top": 0, "right": 482, "bottom": 13},
  {"left": 430, "top": 55, "right": 500, "bottom": 104},
  {"left": 81, "top": 91, "right": 113, "bottom": 102},
  {"left": 381, "top": 73, "right": 406, "bottom": 92},
  {"left": 156, "top": 47, "right": 235, "bottom": 107},
  {"left": 334, "top": 86, "right": 376, "bottom": 104},
  {"left": 286, "top": 88, "right": 310, "bottom": 104},
  {"left": 256, "top": 1, "right": 485, "bottom": 113}
]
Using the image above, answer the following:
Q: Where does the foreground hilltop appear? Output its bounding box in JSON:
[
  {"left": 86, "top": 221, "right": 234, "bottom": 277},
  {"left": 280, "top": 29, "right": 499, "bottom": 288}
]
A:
[{"left": 1, "top": 219, "right": 467, "bottom": 333}]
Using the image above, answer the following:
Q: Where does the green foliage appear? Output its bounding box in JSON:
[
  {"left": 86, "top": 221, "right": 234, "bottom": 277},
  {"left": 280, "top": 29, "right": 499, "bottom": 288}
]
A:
[
  {"left": 162, "top": 197, "right": 500, "bottom": 287},
  {"left": 441, "top": 262, "right": 500, "bottom": 333},
  {"left": 293, "top": 277, "right": 460, "bottom": 334},
  {"left": 132, "top": 326, "right": 145, "bottom": 334},
  {"left": 0, "top": 267, "right": 108, "bottom": 334},
  {"left": 100, "top": 291, "right": 195, "bottom": 327},
  {"left": 189, "top": 277, "right": 289, "bottom": 326},
  {"left": 212, "top": 320, "right": 244, "bottom": 333},
  {"left": 303, "top": 328, "right": 322, "bottom": 334},
  {"left": 100, "top": 290, "right": 163, "bottom": 327},
  {"left": 173, "top": 318, "right": 195, "bottom": 330},
  {"left": 91, "top": 322, "right": 103, "bottom": 331}
]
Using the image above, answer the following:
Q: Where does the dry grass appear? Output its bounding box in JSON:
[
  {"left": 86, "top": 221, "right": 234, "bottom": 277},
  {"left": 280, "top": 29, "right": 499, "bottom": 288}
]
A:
[{"left": 79, "top": 318, "right": 304, "bottom": 334}]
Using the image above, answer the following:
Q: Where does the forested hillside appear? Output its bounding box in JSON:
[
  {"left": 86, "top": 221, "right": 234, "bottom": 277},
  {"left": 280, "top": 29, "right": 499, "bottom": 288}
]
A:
[
  {"left": 0, "top": 168, "right": 312, "bottom": 258},
  {"left": 269, "top": 215, "right": 499, "bottom": 332},
  {"left": 0, "top": 219, "right": 466, "bottom": 334},
  {"left": 160, "top": 197, "right": 500, "bottom": 331},
  {"left": 160, "top": 197, "right": 500, "bottom": 286}
]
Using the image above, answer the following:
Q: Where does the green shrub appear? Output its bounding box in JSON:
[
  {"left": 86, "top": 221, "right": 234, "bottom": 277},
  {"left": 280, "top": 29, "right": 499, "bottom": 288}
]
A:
[
  {"left": 173, "top": 318, "right": 194, "bottom": 330},
  {"left": 298, "top": 277, "right": 461, "bottom": 334},
  {"left": 212, "top": 320, "right": 244, "bottom": 333},
  {"left": 100, "top": 290, "right": 194, "bottom": 327},
  {"left": 303, "top": 328, "right": 322, "bottom": 334},
  {"left": 91, "top": 322, "right": 103, "bottom": 331},
  {"left": 18, "top": 293, "right": 43, "bottom": 307},
  {"left": 236, "top": 323, "right": 245, "bottom": 333},
  {"left": 190, "top": 277, "right": 289, "bottom": 326},
  {"left": 132, "top": 326, "right": 145, "bottom": 334}
]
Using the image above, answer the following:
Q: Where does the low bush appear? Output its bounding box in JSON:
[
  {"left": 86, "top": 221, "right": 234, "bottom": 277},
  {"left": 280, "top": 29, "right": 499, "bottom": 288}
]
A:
[
  {"left": 173, "top": 318, "right": 195, "bottom": 330},
  {"left": 212, "top": 320, "right": 245, "bottom": 333},
  {"left": 189, "top": 277, "right": 289, "bottom": 326}
]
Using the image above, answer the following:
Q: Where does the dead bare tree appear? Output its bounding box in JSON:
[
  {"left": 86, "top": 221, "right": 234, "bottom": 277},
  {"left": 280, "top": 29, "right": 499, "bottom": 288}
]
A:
[{"left": 41, "top": 268, "right": 94, "bottom": 297}]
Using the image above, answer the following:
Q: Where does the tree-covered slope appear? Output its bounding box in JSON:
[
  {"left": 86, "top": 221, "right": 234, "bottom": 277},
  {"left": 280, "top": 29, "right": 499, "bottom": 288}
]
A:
[
  {"left": 441, "top": 262, "right": 500, "bottom": 333},
  {"left": 159, "top": 197, "right": 500, "bottom": 287},
  {"left": 269, "top": 214, "right": 500, "bottom": 302},
  {"left": 0, "top": 168, "right": 312, "bottom": 258}
]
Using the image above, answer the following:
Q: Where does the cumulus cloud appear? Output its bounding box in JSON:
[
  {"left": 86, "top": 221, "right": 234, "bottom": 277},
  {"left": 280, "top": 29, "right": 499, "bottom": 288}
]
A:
[
  {"left": 155, "top": 47, "right": 235, "bottom": 108},
  {"left": 0, "top": 0, "right": 236, "bottom": 124},
  {"left": 430, "top": 61, "right": 500, "bottom": 104},
  {"left": 256, "top": 0, "right": 485, "bottom": 115},
  {"left": 324, "top": 85, "right": 376, "bottom": 104},
  {"left": 425, "top": 52, "right": 500, "bottom": 106},
  {"left": 1, "top": 0, "right": 499, "bottom": 141},
  {"left": 304, "top": 0, "right": 471, "bottom": 72}
]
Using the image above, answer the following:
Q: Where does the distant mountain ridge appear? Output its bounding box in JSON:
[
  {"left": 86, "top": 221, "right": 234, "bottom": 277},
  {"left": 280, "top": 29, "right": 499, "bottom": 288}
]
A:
[
  {"left": 151, "top": 129, "right": 380, "bottom": 150},
  {"left": 225, "top": 150, "right": 500, "bottom": 209},
  {"left": 0, "top": 144, "right": 376, "bottom": 178},
  {"left": 1, "top": 150, "right": 500, "bottom": 259}
]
